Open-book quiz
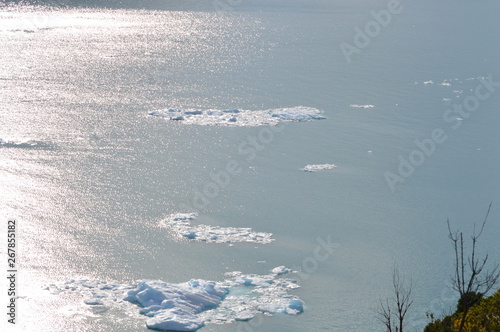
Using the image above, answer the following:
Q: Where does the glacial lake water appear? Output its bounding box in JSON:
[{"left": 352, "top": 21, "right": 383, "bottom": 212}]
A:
[{"left": 1, "top": 0, "right": 499, "bottom": 331}]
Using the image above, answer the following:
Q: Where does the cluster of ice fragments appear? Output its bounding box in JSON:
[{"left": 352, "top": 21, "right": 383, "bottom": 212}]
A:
[
  {"left": 161, "top": 213, "right": 274, "bottom": 244},
  {"left": 303, "top": 164, "right": 337, "bottom": 172},
  {"left": 148, "top": 106, "right": 325, "bottom": 127},
  {"left": 349, "top": 104, "right": 375, "bottom": 109},
  {"left": 0, "top": 138, "right": 44, "bottom": 148},
  {"left": 44, "top": 267, "right": 303, "bottom": 331}
]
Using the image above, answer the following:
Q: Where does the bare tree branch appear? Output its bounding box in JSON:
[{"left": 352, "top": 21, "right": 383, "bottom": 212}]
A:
[
  {"left": 446, "top": 203, "right": 500, "bottom": 332},
  {"left": 378, "top": 267, "right": 413, "bottom": 332}
]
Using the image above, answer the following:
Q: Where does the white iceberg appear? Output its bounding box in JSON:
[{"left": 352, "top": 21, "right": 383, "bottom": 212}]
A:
[
  {"left": 148, "top": 106, "right": 325, "bottom": 127},
  {"left": 45, "top": 267, "right": 303, "bottom": 331},
  {"left": 349, "top": 104, "right": 375, "bottom": 109},
  {"left": 162, "top": 213, "right": 274, "bottom": 244},
  {"left": 271, "top": 266, "right": 291, "bottom": 275},
  {"left": 303, "top": 164, "right": 337, "bottom": 172}
]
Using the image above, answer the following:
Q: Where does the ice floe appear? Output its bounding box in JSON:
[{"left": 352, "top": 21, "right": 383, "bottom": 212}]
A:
[
  {"left": 44, "top": 267, "right": 303, "bottom": 331},
  {"left": 161, "top": 213, "right": 274, "bottom": 244},
  {"left": 0, "top": 138, "right": 48, "bottom": 148},
  {"left": 303, "top": 164, "right": 337, "bottom": 172},
  {"left": 349, "top": 104, "right": 375, "bottom": 108},
  {"left": 424, "top": 80, "right": 434, "bottom": 85},
  {"left": 148, "top": 106, "right": 325, "bottom": 127}
]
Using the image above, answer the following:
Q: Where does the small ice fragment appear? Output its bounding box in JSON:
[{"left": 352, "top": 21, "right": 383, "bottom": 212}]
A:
[
  {"left": 182, "top": 231, "right": 197, "bottom": 239},
  {"left": 82, "top": 281, "right": 96, "bottom": 288},
  {"left": 424, "top": 80, "right": 434, "bottom": 84},
  {"left": 303, "top": 164, "right": 337, "bottom": 172},
  {"left": 235, "top": 311, "right": 256, "bottom": 321},
  {"left": 146, "top": 311, "right": 205, "bottom": 332},
  {"left": 287, "top": 299, "right": 304, "bottom": 313},
  {"left": 349, "top": 104, "right": 375, "bottom": 108},
  {"left": 272, "top": 266, "right": 291, "bottom": 275},
  {"left": 184, "top": 110, "right": 203, "bottom": 115},
  {"left": 84, "top": 298, "right": 103, "bottom": 305}
]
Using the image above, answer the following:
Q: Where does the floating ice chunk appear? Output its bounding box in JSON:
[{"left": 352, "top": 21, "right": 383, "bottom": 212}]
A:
[
  {"left": 271, "top": 266, "right": 291, "bottom": 275},
  {"left": 268, "top": 107, "right": 325, "bottom": 121},
  {"left": 148, "top": 106, "right": 325, "bottom": 127},
  {"left": 82, "top": 281, "right": 97, "bottom": 288},
  {"left": 0, "top": 137, "right": 53, "bottom": 149},
  {"left": 287, "top": 299, "right": 305, "bottom": 313},
  {"left": 349, "top": 104, "right": 375, "bottom": 108},
  {"left": 443, "top": 98, "right": 451, "bottom": 103},
  {"left": 234, "top": 276, "right": 273, "bottom": 287},
  {"left": 424, "top": 80, "right": 434, "bottom": 85},
  {"left": 303, "top": 164, "right": 337, "bottom": 172},
  {"left": 235, "top": 311, "right": 256, "bottom": 321},
  {"left": 123, "top": 280, "right": 228, "bottom": 331},
  {"left": 440, "top": 82, "right": 451, "bottom": 86},
  {"left": 0, "top": 138, "right": 41, "bottom": 147},
  {"left": 146, "top": 310, "right": 205, "bottom": 331},
  {"left": 169, "top": 213, "right": 197, "bottom": 222},
  {"left": 46, "top": 267, "right": 303, "bottom": 331},
  {"left": 84, "top": 298, "right": 103, "bottom": 305},
  {"left": 161, "top": 213, "right": 274, "bottom": 244}
]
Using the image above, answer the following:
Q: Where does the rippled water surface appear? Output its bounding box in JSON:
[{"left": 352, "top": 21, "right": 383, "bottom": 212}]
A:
[{"left": 1, "top": 1, "right": 499, "bottom": 331}]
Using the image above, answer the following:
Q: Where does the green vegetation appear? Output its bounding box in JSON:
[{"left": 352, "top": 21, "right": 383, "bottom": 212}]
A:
[
  {"left": 378, "top": 204, "right": 499, "bottom": 332},
  {"left": 424, "top": 288, "right": 500, "bottom": 332}
]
